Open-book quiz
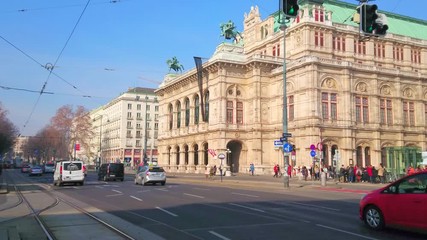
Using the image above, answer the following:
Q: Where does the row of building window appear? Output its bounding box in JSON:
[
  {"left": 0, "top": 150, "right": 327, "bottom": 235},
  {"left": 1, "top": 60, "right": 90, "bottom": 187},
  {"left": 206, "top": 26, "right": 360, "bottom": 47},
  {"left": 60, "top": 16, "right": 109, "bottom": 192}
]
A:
[
  {"left": 127, "top": 103, "right": 159, "bottom": 111},
  {"left": 320, "top": 93, "right": 422, "bottom": 126}
]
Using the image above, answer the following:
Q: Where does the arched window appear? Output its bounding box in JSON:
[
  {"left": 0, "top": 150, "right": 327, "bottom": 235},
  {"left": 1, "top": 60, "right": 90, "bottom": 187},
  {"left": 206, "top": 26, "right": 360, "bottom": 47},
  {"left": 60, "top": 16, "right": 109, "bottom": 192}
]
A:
[
  {"left": 185, "top": 98, "right": 190, "bottom": 127},
  {"left": 176, "top": 101, "right": 181, "bottom": 128},
  {"left": 203, "top": 143, "right": 208, "bottom": 165},
  {"left": 194, "top": 95, "right": 200, "bottom": 124},
  {"left": 184, "top": 145, "right": 189, "bottom": 165},
  {"left": 356, "top": 146, "right": 363, "bottom": 167},
  {"left": 365, "top": 147, "right": 371, "bottom": 166},
  {"left": 168, "top": 104, "right": 173, "bottom": 130},
  {"left": 204, "top": 91, "right": 209, "bottom": 122}
]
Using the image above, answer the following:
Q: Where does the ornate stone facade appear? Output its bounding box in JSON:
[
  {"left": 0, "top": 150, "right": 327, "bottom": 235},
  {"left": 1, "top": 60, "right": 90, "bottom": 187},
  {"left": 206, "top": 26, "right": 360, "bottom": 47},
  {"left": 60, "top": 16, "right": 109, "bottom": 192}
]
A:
[{"left": 156, "top": 1, "right": 427, "bottom": 175}]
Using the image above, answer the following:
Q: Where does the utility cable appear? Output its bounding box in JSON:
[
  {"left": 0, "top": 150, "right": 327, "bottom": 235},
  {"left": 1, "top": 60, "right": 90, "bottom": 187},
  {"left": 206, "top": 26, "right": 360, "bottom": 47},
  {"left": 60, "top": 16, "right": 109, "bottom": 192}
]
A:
[{"left": 22, "top": 0, "right": 91, "bottom": 132}]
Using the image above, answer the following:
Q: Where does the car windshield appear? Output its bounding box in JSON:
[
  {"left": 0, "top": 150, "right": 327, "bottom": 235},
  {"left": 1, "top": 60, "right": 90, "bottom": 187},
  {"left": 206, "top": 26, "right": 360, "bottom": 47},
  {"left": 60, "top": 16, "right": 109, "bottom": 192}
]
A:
[
  {"left": 148, "top": 167, "right": 164, "bottom": 173},
  {"left": 64, "top": 162, "right": 82, "bottom": 171}
]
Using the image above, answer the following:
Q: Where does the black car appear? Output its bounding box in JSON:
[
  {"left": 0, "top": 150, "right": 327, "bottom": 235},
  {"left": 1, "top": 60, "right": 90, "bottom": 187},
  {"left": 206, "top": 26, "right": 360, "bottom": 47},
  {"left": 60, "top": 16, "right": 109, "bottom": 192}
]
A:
[{"left": 98, "top": 163, "right": 124, "bottom": 181}]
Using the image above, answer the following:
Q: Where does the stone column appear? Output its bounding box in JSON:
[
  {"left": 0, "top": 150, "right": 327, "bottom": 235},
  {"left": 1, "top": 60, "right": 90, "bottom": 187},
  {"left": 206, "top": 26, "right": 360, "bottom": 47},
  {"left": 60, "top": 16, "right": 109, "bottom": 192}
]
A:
[
  {"left": 179, "top": 149, "right": 186, "bottom": 173},
  {"left": 188, "top": 150, "right": 195, "bottom": 173}
]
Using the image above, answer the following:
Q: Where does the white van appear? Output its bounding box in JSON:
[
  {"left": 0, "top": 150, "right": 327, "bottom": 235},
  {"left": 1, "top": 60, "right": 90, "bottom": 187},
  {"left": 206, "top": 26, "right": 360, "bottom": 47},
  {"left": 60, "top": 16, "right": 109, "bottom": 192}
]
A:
[{"left": 53, "top": 160, "right": 85, "bottom": 186}]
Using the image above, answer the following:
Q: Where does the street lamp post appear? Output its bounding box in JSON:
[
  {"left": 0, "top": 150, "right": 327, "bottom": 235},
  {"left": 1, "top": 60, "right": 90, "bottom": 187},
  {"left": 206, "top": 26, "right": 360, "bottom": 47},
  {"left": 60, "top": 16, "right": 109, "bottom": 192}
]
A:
[
  {"left": 94, "top": 115, "right": 108, "bottom": 170},
  {"left": 280, "top": 11, "right": 290, "bottom": 189},
  {"left": 143, "top": 95, "right": 149, "bottom": 165}
]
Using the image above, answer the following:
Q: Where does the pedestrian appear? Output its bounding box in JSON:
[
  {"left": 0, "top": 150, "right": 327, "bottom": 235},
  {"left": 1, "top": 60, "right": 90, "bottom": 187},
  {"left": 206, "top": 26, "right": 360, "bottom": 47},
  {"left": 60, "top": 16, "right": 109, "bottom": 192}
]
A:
[
  {"left": 249, "top": 163, "right": 255, "bottom": 176},
  {"left": 273, "top": 164, "right": 278, "bottom": 177},
  {"left": 302, "top": 166, "right": 308, "bottom": 181},
  {"left": 287, "top": 164, "right": 292, "bottom": 178},
  {"left": 213, "top": 165, "right": 217, "bottom": 175},
  {"left": 377, "top": 163, "right": 385, "bottom": 184},
  {"left": 367, "top": 165, "right": 373, "bottom": 183},
  {"left": 348, "top": 165, "right": 354, "bottom": 183}
]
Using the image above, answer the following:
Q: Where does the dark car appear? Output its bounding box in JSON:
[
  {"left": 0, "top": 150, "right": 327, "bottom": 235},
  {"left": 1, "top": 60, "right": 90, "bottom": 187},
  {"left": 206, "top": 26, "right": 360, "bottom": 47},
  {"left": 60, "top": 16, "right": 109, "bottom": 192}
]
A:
[
  {"left": 21, "top": 164, "right": 32, "bottom": 173},
  {"left": 98, "top": 163, "right": 124, "bottom": 181}
]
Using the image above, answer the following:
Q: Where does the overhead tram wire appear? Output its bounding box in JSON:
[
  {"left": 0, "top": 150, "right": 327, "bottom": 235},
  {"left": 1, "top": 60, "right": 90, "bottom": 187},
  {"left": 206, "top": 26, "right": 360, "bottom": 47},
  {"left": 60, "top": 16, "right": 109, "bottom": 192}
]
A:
[{"left": 21, "top": 0, "right": 92, "bottom": 133}]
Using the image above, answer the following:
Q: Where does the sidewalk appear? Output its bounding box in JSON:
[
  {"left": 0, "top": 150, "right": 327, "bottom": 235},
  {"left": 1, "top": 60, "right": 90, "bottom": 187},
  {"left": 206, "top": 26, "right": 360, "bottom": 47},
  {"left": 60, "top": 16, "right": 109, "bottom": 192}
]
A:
[{"left": 160, "top": 171, "right": 386, "bottom": 191}]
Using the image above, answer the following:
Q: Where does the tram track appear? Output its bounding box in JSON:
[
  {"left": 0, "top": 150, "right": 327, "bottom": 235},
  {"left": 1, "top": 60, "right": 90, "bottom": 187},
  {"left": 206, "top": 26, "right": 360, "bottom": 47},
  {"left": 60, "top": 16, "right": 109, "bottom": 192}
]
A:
[{"left": 2, "top": 170, "right": 135, "bottom": 240}]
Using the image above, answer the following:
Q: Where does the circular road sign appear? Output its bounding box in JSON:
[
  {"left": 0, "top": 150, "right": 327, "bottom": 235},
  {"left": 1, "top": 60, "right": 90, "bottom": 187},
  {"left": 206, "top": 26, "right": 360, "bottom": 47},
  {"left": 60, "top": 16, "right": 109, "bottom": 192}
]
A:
[
  {"left": 218, "top": 153, "right": 226, "bottom": 159},
  {"left": 310, "top": 144, "right": 316, "bottom": 150},
  {"left": 283, "top": 143, "right": 293, "bottom": 153},
  {"left": 310, "top": 150, "right": 316, "bottom": 157}
]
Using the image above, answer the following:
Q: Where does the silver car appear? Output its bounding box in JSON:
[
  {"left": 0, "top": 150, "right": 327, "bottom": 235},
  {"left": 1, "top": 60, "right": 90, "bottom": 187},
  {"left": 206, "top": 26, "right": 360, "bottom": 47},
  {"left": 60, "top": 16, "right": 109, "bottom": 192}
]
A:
[
  {"left": 43, "top": 163, "right": 55, "bottom": 173},
  {"left": 134, "top": 166, "right": 166, "bottom": 186}
]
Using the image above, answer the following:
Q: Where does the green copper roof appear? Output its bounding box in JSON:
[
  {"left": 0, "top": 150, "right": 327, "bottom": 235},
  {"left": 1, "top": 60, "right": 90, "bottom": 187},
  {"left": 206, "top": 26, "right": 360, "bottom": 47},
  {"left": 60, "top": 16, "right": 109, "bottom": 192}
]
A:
[
  {"left": 323, "top": 0, "right": 427, "bottom": 40},
  {"left": 272, "top": 0, "right": 427, "bottom": 40}
]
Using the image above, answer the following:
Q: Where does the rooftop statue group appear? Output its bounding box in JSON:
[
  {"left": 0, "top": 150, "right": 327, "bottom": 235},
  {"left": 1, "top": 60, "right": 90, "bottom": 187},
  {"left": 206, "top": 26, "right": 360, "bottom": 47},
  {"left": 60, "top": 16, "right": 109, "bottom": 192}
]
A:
[{"left": 166, "top": 20, "right": 242, "bottom": 73}]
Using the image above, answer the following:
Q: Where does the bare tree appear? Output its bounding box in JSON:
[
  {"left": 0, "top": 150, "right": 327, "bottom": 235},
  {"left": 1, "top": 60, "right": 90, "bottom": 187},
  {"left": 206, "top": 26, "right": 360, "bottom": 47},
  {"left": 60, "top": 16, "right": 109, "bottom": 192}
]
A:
[
  {"left": 50, "top": 105, "right": 94, "bottom": 160},
  {"left": 0, "top": 102, "right": 18, "bottom": 157}
]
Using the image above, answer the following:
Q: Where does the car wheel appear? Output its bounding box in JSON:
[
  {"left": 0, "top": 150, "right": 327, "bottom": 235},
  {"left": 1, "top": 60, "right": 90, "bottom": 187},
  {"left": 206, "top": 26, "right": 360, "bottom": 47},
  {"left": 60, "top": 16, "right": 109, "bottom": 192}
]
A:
[
  {"left": 161, "top": 181, "right": 166, "bottom": 186},
  {"left": 120, "top": 178, "right": 124, "bottom": 182},
  {"left": 80, "top": 181, "right": 84, "bottom": 186},
  {"left": 58, "top": 180, "right": 63, "bottom": 187},
  {"left": 364, "top": 206, "right": 384, "bottom": 230},
  {"left": 53, "top": 181, "right": 57, "bottom": 186}
]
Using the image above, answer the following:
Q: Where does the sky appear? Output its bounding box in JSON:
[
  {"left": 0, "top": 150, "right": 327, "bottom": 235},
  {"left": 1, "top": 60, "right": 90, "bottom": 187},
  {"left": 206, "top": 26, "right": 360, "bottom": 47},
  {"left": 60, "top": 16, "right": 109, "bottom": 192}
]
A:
[{"left": 1, "top": 0, "right": 426, "bottom": 136}]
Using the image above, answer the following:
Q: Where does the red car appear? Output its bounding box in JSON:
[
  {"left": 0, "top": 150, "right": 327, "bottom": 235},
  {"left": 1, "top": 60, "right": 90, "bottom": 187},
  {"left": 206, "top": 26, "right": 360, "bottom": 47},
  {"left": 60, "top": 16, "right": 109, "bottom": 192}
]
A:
[
  {"left": 21, "top": 164, "right": 31, "bottom": 173},
  {"left": 359, "top": 171, "right": 427, "bottom": 232}
]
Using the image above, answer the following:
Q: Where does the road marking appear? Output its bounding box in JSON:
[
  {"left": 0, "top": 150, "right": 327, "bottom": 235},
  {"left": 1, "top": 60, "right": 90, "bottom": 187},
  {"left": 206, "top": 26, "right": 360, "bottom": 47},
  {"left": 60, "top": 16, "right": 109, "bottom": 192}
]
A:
[
  {"left": 289, "top": 201, "right": 340, "bottom": 211},
  {"left": 209, "top": 231, "right": 230, "bottom": 240},
  {"left": 156, "top": 207, "right": 178, "bottom": 217},
  {"left": 184, "top": 193, "right": 205, "bottom": 199},
  {"left": 316, "top": 224, "right": 379, "bottom": 240},
  {"left": 130, "top": 195, "right": 143, "bottom": 201},
  {"left": 112, "top": 189, "right": 122, "bottom": 194},
  {"left": 229, "top": 203, "right": 265, "bottom": 213},
  {"left": 231, "top": 192, "right": 259, "bottom": 198},
  {"left": 106, "top": 193, "right": 123, "bottom": 197},
  {"left": 155, "top": 188, "right": 169, "bottom": 192}
]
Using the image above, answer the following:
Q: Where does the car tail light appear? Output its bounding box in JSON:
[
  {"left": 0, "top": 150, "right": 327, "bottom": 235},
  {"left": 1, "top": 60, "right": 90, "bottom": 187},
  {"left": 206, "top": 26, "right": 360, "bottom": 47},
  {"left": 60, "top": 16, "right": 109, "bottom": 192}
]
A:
[
  {"left": 83, "top": 165, "right": 86, "bottom": 172},
  {"left": 146, "top": 172, "right": 150, "bottom": 176}
]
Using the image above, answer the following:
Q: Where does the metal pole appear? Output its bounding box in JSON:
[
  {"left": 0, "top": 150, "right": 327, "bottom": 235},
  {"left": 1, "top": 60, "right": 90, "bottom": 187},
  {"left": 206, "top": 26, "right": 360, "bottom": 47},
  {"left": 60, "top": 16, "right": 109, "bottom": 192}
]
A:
[
  {"left": 99, "top": 115, "right": 103, "bottom": 169},
  {"left": 144, "top": 96, "right": 148, "bottom": 165},
  {"left": 280, "top": 18, "right": 290, "bottom": 189}
]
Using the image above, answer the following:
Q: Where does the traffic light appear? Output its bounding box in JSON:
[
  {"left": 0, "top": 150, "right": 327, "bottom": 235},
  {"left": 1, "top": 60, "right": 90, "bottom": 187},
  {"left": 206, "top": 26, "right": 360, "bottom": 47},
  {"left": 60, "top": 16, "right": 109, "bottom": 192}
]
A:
[
  {"left": 281, "top": 0, "right": 299, "bottom": 18},
  {"left": 374, "top": 13, "right": 388, "bottom": 36},
  {"left": 360, "top": 4, "right": 378, "bottom": 34}
]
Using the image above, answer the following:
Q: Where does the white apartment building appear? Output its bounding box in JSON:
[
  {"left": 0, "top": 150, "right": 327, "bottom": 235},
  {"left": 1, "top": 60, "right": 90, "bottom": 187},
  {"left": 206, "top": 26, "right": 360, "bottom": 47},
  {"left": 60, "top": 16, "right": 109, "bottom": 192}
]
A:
[{"left": 86, "top": 87, "right": 159, "bottom": 167}]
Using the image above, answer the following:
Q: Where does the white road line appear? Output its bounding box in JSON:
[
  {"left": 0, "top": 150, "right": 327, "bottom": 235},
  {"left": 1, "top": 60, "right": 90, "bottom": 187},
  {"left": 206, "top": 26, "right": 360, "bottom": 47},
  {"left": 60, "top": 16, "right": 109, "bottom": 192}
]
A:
[
  {"left": 229, "top": 203, "right": 265, "bottom": 213},
  {"left": 112, "top": 189, "right": 122, "bottom": 194},
  {"left": 316, "top": 224, "right": 379, "bottom": 240},
  {"left": 184, "top": 193, "right": 205, "bottom": 199},
  {"left": 130, "top": 196, "right": 143, "bottom": 201},
  {"left": 155, "top": 188, "right": 169, "bottom": 191},
  {"left": 231, "top": 192, "right": 259, "bottom": 198},
  {"left": 209, "top": 231, "right": 231, "bottom": 240},
  {"left": 156, "top": 207, "right": 178, "bottom": 217},
  {"left": 290, "top": 201, "right": 340, "bottom": 211},
  {"left": 106, "top": 193, "right": 123, "bottom": 197}
]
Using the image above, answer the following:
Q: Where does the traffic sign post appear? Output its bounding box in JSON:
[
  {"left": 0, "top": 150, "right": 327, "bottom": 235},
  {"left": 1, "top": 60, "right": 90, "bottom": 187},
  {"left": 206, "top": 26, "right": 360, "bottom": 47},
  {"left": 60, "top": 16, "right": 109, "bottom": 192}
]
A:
[{"left": 283, "top": 143, "right": 293, "bottom": 153}]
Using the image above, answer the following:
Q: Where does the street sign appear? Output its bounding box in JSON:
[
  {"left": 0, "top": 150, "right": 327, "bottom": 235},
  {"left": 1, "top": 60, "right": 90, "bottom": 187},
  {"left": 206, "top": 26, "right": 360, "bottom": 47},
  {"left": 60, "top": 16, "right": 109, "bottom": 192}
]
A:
[
  {"left": 280, "top": 137, "right": 287, "bottom": 142},
  {"left": 274, "top": 140, "right": 283, "bottom": 147},
  {"left": 310, "top": 144, "right": 316, "bottom": 150},
  {"left": 283, "top": 143, "right": 293, "bottom": 153},
  {"left": 310, "top": 150, "right": 316, "bottom": 157},
  {"left": 283, "top": 133, "right": 292, "bottom": 137},
  {"left": 218, "top": 153, "right": 225, "bottom": 159}
]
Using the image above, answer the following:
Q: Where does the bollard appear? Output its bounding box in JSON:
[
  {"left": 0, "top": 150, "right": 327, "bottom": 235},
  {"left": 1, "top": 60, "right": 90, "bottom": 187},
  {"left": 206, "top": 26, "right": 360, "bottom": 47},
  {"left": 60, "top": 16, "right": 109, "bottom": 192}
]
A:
[
  {"left": 283, "top": 174, "right": 290, "bottom": 189},
  {"left": 321, "top": 171, "right": 327, "bottom": 186}
]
